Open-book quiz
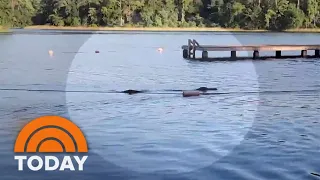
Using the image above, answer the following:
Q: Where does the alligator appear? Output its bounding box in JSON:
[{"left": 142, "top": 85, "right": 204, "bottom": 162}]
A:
[
  {"left": 195, "top": 87, "right": 218, "bottom": 92},
  {"left": 121, "top": 89, "right": 146, "bottom": 95}
]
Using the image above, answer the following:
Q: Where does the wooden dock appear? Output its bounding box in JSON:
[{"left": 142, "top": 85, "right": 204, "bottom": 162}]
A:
[{"left": 182, "top": 39, "right": 320, "bottom": 60}]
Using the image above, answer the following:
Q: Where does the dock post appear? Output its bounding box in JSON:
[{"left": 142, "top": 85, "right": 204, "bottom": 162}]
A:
[
  {"left": 276, "top": 51, "right": 281, "bottom": 58},
  {"left": 192, "top": 39, "right": 197, "bottom": 59},
  {"left": 188, "top": 39, "right": 192, "bottom": 58},
  {"left": 202, "top": 51, "right": 208, "bottom": 59},
  {"left": 301, "top": 50, "right": 307, "bottom": 57},
  {"left": 315, "top": 49, "right": 319, "bottom": 57},
  {"left": 183, "top": 49, "right": 188, "bottom": 58},
  {"left": 192, "top": 48, "right": 196, "bottom": 59},
  {"left": 231, "top": 51, "right": 236, "bottom": 60},
  {"left": 253, "top": 51, "right": 259, "bottom": 60}
]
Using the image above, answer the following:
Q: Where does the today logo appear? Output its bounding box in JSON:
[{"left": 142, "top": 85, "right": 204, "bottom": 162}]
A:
[{"left": 14, "top": 116, "right": 88, "bottom": 171}]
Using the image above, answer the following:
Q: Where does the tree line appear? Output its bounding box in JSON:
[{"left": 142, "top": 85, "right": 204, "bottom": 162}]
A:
[{"left": 0, "top": 0, "right": 319, "bottom": 30}]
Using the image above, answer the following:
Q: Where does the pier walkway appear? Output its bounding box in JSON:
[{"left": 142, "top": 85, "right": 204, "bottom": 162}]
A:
[{"left": 182, "top": 39, "right": 320, "bottom": 60}]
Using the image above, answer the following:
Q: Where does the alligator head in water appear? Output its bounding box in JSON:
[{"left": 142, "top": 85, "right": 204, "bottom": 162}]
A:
[
  {"left": 121, "top": 90, "right": 145, "bottom": 95},
  {"left": 196, "top": 87, "right": 218, "bottom": 92}
]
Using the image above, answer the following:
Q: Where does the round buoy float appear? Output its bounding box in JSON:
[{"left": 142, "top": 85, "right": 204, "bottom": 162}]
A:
[
  {"left": 183, "top": 91, "right": 201, "bottom": 97},
  {"left": 48, "top": 50, "right": 54, "bottom": 57},
  {"left": 95, "top": 50, "right": 100, "bottom": 53},
  {"left": 157, "top": 48, "right": 163, "bottom": 53}
]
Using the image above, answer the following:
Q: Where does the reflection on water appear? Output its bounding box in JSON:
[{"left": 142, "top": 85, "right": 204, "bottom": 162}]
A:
[{"left": 0, "top": 31, "right": 319, "bottom": 179}]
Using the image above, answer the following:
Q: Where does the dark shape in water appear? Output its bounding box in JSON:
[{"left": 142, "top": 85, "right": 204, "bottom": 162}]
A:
[
  {"left": 121, "top": 87, "right": 217, "bottom": 95},
  {"left": 121, "top": 90, "right": 145, "bottom": 95},
  {"left": 196, "top": 87, "right": 218, "bottom": 92},
  {"left": 311, "top": 172, "right": 320, "bottom": 177}
]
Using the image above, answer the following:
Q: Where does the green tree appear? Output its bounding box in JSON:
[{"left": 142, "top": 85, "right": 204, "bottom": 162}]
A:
[
  {"left": 307, "top": 0, "right": 318, "bottom": 27},
  {"left": 88, "top": 7, "right": 97, "bottom": 26},
  {"left": 101, "top": 0, "right": 121, "bottom": 26},
  {"left": 0, "top": 0, "right": 319, "bottom": 30}
]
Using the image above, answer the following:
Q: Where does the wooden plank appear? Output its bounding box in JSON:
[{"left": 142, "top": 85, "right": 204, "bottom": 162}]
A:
[
  {"left": 187, "top": 55, "right": 317, "bottom": 61},
  {"left": 181, "top": 45, "right": 320, "bottom": 51}
]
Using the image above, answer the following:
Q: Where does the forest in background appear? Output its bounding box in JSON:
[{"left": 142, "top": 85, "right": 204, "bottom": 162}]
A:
[{"left": 0, "top": 0, "right": 319, "bottom": 30}]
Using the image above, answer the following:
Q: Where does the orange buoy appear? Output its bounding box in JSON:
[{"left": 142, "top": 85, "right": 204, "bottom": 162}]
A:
[
  {"left": 183, "top": 91, "right": 201, "bottom": 97},
  {"left": 48, "top": 50, "right": 54, "bottom": 57},
  {"left": 95, "top": 50, "right": 100, "bottom": 53}
]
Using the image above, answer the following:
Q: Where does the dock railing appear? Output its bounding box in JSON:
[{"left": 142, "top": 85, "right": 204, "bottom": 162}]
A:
[{"left": 186, "top": 39, "right": 200, "bottom": 59}]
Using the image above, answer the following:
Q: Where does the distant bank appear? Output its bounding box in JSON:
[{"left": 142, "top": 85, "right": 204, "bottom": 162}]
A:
[
  {"left": 24, "top": 25, "right": 266, "bottom": 32},
  {"left": 23, "top": 25, "right": 320, "bottom": 33},
  {"left": 0, "top": 26, "right": 10, "bottom": 33}
]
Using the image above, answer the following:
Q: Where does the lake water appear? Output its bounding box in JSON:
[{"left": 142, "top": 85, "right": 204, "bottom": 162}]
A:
[{"left": 0, "top": 30, "right": 319, "bottom": 180}]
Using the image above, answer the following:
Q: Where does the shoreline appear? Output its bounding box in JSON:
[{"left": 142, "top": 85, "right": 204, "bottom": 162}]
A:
[
  {"left": 24, "top": 25, "right": 267, "bottom": 32},
  {"left": 23, "top": 25, "right": 320, "bottom": 33},
  {"left": 0, "top": 26, "right": 11, "bottom": 33}
]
